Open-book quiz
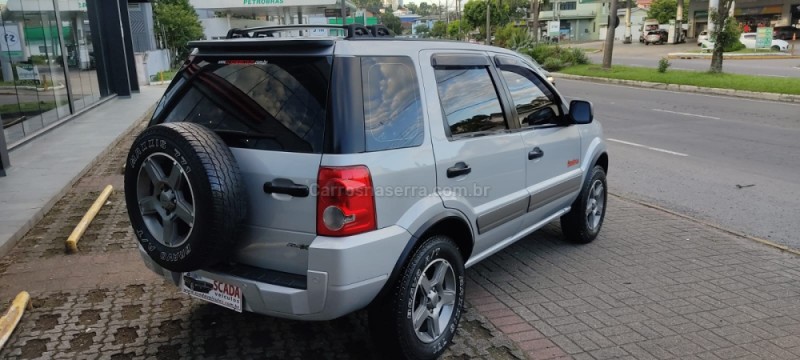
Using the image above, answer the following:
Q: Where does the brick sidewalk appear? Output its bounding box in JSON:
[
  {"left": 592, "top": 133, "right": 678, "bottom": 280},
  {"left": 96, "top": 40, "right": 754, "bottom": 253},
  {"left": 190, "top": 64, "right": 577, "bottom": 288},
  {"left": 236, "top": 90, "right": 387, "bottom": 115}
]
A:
[
  {"left": 2, "top": 115, "right": 800, "bottom": 359},
  {"left": 469, "top": 198, "right": 800, "bottom": 359},
  {"left": 0, "top": 116, "right": 524, "bottom": 360}
]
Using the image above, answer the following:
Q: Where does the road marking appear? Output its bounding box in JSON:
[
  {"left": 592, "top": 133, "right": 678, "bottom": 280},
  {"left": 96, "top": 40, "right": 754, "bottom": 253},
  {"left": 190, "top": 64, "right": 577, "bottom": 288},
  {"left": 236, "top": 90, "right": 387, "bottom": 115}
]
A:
[
  {"left": 607, "top": 138, "right": 689, "bottom": 157},
  {"left": 651, "top": 108, "right": 721, "bottom": 120}
]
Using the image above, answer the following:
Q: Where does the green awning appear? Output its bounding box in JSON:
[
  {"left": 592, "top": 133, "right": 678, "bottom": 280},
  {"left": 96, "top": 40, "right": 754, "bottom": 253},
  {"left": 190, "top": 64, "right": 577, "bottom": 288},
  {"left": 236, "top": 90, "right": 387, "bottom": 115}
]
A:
[{"left": 23, "top": 26, "right": 73, "bottom": 42}]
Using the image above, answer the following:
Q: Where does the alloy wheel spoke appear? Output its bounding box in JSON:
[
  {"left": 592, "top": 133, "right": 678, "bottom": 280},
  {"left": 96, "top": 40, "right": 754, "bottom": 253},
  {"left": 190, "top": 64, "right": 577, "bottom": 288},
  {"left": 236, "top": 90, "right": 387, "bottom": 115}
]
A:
[
  {"left": 174, "top": 196, "right": 194, "bottom": 226},
  {"left": 139, "top": 196, "right": 161, "bottom": 216},
  {"left": 429, "top": 309, "right": 442, "bottom": 338},
  {"left": 418, "top": 275, "right": 433, "bottom": 293},
  {"left": 594, "top": 183, "right": 604, "bottom": 198},
  {"left": 413, "top": 303, "right": 429, "bottom": 330},
  {"left": 162, "top": 216, "right": 177, "bottom": 246},
  {"left": 143, "top": 158, "right": 167, "bottom": 185},
  {"left": 440, "top": 289, "right": 456, "bottom": 306},
  {"left": 166, "top": 162, "right": 183, "bottom": 189},
  {"left": 431, "top": 262, "right": 448, "bottom": 289}
]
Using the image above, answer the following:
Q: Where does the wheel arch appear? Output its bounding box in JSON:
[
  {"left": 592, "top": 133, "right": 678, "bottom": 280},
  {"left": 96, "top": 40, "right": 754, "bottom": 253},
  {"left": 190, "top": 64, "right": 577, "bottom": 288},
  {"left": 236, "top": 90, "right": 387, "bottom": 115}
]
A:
[
  {"left": 595, "top": 151, "right": 609, "bottom": 175},
  {"left": 371, "top": 211, "right": 473, "bottom": 304}
]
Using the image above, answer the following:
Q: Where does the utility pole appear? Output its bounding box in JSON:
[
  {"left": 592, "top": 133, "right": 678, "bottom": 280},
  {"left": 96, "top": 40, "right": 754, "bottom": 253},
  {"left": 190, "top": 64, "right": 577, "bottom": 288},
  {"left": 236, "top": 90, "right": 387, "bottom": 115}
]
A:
[
  {"left": 457, "top": 0, "right": 462, "bottom": 40},
  {"left": 624, "top": 0, "right": 632, "bottom": 43},
  {"left": 602, "top": 0, "right": 618, "bottom": 69},
  {"left": 485, "top": 1, "right": 491, "bottom": 45}
]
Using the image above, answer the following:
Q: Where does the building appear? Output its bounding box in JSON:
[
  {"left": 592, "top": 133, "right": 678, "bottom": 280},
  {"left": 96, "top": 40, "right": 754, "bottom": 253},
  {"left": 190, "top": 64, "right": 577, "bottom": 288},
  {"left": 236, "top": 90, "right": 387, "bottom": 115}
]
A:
[
  {"left": 0, "top": 0, "right": 146, "bottom": 175},
  {"left": 686, "top": 1, "right": 796, "bottom": 38},
  {"left": 537, "top": 0, "right": 605, "bottom": 42},
  {"left": 614, "top": 6, "right": 649, "bottom": 41}
]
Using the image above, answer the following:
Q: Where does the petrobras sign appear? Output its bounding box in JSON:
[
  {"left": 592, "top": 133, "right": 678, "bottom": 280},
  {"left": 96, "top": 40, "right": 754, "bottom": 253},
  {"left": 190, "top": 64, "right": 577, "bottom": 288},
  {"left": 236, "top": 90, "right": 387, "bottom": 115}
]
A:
[{"left": 192, "top": 0, "right": 339, "bottom": 8}]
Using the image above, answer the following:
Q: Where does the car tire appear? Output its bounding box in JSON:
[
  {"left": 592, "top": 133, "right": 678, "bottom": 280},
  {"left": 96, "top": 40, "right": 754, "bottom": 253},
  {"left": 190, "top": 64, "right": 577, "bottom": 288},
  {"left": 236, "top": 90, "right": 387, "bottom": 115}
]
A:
[
  {"left": 368, "top": 235, "right": 465, "bottom": 360},
  {"left": 560, "top": 165, "right": 607, "bottom": 244},
  {"left": 124, "top": 122, "right": 246, "bottom": 272}
]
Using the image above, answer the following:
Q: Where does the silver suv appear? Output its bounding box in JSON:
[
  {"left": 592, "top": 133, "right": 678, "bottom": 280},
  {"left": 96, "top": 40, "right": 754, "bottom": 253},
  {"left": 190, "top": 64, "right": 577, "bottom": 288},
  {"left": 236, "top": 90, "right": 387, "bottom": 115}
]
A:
[{"left": 124, "top": 24, "right": 608, "bottom": 359}]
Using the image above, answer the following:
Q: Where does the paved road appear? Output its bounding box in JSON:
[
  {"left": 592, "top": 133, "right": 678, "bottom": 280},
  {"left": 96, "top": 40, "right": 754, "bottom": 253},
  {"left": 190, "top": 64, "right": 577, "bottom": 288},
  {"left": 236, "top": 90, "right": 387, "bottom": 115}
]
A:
[
  {"left": 582, "top": 41, "right": 800, "bottom": 78},
  {"left": 558, "top": 78, "right": 800, "bottom": 249}
]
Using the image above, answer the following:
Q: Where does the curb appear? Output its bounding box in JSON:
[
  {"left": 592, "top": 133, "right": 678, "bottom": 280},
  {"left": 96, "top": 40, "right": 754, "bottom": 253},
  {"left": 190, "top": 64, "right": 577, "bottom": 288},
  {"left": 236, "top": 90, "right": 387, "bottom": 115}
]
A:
[
  {"left": 553, "top": 73, "right": 800, "bottom": 103},
  {"left": 610, "top": 193, "right": 800, "bottom": 257},
  {"left": 667, "top": 52, "right": 800, "bottom": 60}
]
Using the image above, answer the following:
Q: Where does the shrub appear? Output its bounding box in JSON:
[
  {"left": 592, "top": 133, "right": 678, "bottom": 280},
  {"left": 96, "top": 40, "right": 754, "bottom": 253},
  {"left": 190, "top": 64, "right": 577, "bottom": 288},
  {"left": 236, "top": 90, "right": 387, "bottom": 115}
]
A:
[
  {"left": 542, "top": 58, "right": 565, "bottom": 71},
  {"left": 508, "top": 30, "right": 535, "bottom": 51},
  {"left": 522, "top": 44, "right": 590, "bottom": 69},
  {"left": 569, "top": 48, "right": 590, "bottom": 65},
  {"left": 658, "top": 57, "right": 671, "bottom": 73},
  {"left": 725, "top": 40, "right": 746, "bottom": 52}
]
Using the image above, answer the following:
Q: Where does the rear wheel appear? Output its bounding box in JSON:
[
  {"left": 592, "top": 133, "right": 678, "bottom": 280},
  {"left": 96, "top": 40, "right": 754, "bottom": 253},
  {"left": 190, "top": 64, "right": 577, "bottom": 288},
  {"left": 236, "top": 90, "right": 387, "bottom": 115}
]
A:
[
  {"left": 369, "top": 235, "right": 465, "bottom": 360},
  {"left": 124, "top": 123, "right": 246, "bottom": 272},
  {"left": 561, "top": 165, "right": 607, "bottom": 244},
  {"left": 771, "top": 45, "right": 780, "bottom": 51}
]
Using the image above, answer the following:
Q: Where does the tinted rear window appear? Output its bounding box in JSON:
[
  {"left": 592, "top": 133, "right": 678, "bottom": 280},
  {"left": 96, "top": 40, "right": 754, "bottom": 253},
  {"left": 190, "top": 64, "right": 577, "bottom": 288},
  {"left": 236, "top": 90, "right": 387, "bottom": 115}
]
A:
[
  {"left": 157, "top": 56, "right": 331, "bottom": 153},
  {"left": 361, "top": 56, "right": 424, "bottom": 152}
]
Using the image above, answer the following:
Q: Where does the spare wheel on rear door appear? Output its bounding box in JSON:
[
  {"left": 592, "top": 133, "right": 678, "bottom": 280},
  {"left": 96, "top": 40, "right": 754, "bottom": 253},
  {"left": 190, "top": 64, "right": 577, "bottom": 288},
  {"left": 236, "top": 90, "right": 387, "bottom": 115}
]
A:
[{"left": 124, "top": 122, "right": 246, "bottom": 272}]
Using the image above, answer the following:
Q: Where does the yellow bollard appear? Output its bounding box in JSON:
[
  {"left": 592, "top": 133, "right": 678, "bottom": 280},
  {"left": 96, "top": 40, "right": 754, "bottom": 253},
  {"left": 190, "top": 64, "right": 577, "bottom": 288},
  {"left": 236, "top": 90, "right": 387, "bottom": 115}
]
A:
[
  {"left": 0, "top": 291, "right": 32, "bottom": 350},
  {"left": 66, "top": 185, "right": 114, "bottom": 253}
]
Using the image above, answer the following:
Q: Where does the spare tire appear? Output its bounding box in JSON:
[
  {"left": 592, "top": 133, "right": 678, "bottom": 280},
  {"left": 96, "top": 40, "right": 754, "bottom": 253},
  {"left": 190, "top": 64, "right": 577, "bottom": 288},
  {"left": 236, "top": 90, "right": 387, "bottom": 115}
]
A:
[{"left": 124, "top": 122, "right": 246, "bottom": 272}]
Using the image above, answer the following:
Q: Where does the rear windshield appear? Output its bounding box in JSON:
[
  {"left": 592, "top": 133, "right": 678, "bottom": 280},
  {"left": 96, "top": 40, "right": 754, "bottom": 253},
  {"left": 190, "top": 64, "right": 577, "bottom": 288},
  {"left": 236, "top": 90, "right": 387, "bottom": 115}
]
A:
[{"left": 154, "top": 56, "right": 331, "bottom": 153}]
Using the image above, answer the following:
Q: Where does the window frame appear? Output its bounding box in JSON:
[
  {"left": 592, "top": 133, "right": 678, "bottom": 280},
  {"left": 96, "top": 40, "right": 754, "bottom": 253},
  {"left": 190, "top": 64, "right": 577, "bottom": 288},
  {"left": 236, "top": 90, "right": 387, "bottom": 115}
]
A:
[
  {"left": 493, "top": 54, "right": 567, "bottom": 131},
  {"left": 431, "top": 53, "right": 517, "bottom": 141}
]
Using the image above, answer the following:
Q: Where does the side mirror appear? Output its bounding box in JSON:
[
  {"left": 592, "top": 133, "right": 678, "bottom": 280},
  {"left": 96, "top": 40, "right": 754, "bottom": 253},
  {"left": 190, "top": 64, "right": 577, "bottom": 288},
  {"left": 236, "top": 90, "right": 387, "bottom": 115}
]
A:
[{"left": 569, "top": 100, "right": 593, "bottom": 124}]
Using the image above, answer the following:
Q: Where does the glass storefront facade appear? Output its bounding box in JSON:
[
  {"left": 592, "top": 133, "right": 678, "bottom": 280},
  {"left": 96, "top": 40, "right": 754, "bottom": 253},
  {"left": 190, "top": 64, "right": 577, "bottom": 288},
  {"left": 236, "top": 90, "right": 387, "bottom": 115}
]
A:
[{"left": 0, "top": 0, "right": 101, "bottom": 145}]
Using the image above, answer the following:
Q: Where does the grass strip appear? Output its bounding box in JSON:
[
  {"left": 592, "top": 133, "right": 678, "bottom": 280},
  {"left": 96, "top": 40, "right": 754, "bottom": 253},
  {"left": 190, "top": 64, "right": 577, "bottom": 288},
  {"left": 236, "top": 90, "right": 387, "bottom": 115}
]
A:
[{"left": 560, "top": 64, "right": 800, "bottom": 95}]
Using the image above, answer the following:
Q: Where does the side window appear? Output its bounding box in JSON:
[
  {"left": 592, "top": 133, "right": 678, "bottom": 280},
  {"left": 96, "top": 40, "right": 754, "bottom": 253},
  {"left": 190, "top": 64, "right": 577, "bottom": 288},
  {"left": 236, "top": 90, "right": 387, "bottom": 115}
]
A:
[
  {"left": 362, "top": 56, "right": 424, "bottom": 151},
  {"left": 498, "top": 65, "right": 562, "bottom": 128},
  {"left": 434, "top": 67, "right": 507, "bottom": 137}
]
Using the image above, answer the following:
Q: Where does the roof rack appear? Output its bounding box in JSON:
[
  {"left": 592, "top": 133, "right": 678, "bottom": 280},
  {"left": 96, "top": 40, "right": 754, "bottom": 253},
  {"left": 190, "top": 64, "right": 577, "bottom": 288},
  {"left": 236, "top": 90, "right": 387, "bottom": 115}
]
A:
[{"left": 225, "top": 24, "right": 394, "bottom": 40}]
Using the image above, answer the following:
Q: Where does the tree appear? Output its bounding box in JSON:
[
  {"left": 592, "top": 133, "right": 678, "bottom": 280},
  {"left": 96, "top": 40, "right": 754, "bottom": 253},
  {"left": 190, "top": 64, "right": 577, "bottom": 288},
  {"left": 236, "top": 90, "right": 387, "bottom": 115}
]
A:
[
  {"left": 430, "top": 21, "right": 448, "bottom": 38},
  {"left": 380, "top": 12, "right": 403, "bottom": 34},
  {"left": 529, "top": 0, "right": 543, "bottom": 40},
  {"left": 406, "top": 2, "right": 419, "bottom": 13},
  {"left": 447, "top": 20, "right": 466, "bottom": 39},
  {"left": 463, "top": 0, "right": 510, "bottom": 40},
  {"left": 646, "top": 0, "right": 689, "bottom": 24},
  {"left": 418, "top": 2, "right": 433, "bottom": 16},
  {"left": 709, "top": 0, "right": 737, "bottom": 73},
  {"left": 415, "top": 24, "right": 431, "bottom": 36},
  {"left": 154, "top": 0, "right": 204, "bottom": 68}
]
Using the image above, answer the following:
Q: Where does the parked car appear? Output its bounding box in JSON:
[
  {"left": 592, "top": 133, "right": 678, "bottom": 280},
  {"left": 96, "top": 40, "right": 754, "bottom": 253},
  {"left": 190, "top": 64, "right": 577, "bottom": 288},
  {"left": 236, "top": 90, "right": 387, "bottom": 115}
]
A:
[
  {"left": 124, "top": 23, "right": 608, "bottom": 360},
  {"left": 739, "top": 32, "right": 789, "bottom": 51},
  {"left": 773, "top": 26, "right": 800, "bottom": 40},
  {"left": 697, "top": 30, "right": 709, "bottom": 46},
  {"left": 644, "top": 30, "right": 667, "bottom": 45},
  {"left": 639, "top": 18, "right": 660, "bottom": 43}
]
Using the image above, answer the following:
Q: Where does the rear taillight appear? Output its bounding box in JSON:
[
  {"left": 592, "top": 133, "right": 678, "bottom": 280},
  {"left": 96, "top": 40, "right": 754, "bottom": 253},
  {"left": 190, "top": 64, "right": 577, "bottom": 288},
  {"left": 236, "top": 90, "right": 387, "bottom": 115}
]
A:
[{"left": 316, "top": 166, "right": 376, "bottom": 237}]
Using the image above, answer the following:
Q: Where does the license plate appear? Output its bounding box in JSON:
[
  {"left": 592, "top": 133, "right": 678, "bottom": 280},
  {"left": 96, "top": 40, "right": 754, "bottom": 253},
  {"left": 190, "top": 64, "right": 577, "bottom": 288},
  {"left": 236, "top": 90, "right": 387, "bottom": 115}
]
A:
[{"left": 181, "top": 273, "right": 243, "bottom": 313}]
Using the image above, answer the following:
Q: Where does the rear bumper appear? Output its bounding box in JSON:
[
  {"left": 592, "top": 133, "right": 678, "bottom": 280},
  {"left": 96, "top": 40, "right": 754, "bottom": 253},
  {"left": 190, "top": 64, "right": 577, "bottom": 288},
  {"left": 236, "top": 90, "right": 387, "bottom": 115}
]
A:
[{"left": 138, "top": 225, "right": 411, "bottom": 320}]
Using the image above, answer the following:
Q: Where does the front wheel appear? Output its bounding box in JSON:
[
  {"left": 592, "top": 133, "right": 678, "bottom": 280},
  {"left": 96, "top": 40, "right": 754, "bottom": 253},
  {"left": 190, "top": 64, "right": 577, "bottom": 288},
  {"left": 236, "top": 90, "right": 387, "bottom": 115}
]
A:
[
  {"left": 369, "top": 235, "right": 465, "bottom": 360},
  {"left": 561, "top": 165, "right": 607, "bottom": 244}
]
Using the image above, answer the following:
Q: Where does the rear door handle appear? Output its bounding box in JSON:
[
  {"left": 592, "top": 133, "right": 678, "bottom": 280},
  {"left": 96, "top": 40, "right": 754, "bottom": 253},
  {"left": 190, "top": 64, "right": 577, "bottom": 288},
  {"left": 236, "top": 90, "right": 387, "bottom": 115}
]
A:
[
  {"left": 447, "top": 162, "right": 471, "bottom": 178},
  {"left": 528, "top": 147, "right": 544, "bottom": 160},
  {"left": 264, "top": 179, "right": 309, "bottom": 197}
]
